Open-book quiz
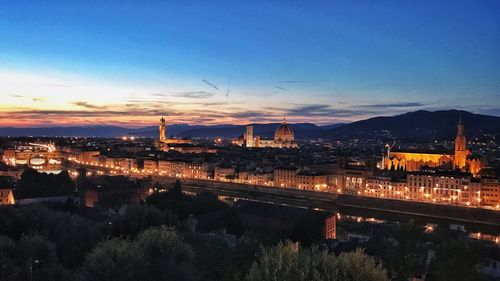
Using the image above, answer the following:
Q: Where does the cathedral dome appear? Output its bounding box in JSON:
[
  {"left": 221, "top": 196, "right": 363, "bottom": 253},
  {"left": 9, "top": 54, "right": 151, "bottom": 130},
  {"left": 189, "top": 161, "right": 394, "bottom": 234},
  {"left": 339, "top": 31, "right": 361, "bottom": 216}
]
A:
[{"left": 274, "top": 121, "right": 294, "bottom": 142}]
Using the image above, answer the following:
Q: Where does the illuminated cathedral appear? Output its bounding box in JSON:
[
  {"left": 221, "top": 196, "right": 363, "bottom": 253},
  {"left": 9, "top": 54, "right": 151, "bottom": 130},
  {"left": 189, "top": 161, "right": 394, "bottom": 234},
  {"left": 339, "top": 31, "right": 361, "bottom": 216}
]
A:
[
  {"left": 383, "top": 119, "right": 483, "bottom": 175},
  {"left": 236, "top": 118, "right": 298, "bottom": 148}
]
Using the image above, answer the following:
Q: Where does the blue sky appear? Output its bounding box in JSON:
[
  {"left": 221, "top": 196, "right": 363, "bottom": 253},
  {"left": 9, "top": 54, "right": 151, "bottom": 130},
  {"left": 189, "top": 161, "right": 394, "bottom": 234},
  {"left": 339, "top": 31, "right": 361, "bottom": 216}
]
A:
[{"left": 0, "top": 0, "right": 499, "bottom": 126}]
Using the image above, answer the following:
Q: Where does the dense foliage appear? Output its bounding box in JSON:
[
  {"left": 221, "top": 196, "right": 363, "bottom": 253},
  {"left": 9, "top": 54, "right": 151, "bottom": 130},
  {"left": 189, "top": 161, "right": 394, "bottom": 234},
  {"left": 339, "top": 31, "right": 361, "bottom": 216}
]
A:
[
  {"left": 0, "top": 203, "right": 393, "bottom": 281},
  {"left": 247, "top": 242, "right": 387, "bottom": 281},
  {"left": 17, "top": 169, "right": 74, "bottom": 198}
]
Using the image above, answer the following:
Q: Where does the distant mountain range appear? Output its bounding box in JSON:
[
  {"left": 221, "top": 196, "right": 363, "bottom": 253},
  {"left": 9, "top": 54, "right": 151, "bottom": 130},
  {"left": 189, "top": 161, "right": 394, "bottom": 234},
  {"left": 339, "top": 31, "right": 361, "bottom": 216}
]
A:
[
  {"left": 0, "top": 110, "right": 498, "bottom": 140},
  {"left": 324, "top": 110, "right": 500, "bottom": 140},
  {"left": 0, "top": 122, "right": 345, "bottom": 139}
]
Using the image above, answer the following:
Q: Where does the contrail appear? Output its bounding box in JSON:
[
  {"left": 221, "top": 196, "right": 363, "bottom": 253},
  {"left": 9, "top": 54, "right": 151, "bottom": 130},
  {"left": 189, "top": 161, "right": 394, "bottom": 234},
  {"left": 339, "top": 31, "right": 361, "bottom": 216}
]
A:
[
  {"left": 225, "top": 75, "right": 231, "bottom": 103},
  {"left": 202, "top": 79, "right": 220, "bottom": 91},
  {"left": 275, "top": 86, "right": 288, "bottom": 91}
]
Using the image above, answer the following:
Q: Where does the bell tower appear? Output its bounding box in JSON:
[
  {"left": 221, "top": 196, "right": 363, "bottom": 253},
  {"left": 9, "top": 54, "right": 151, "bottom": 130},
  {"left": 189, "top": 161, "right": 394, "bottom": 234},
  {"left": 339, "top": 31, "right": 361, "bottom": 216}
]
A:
[
  {"left": 245, "top": 125, "right": 254, "bottom": 147},
  {"left": 453, "top": 117, "right": 469, "bottom": 170},
  {"left": 159, "top": 117, "right": 166, "bottom": 141}
]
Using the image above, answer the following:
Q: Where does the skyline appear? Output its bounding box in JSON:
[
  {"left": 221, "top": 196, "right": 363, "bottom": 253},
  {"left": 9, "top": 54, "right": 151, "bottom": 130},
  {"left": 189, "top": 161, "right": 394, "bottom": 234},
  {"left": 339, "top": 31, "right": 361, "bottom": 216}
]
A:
[{"left": 1, "top": 1, "right": 500, "bottom": 127}]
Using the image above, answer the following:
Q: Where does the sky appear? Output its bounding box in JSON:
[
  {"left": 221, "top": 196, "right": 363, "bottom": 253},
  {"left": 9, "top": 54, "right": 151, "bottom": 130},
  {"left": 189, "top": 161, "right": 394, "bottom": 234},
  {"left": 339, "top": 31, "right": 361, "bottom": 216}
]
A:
[{"left": 0, "top": 0, "right": 499, "bottom": 127}]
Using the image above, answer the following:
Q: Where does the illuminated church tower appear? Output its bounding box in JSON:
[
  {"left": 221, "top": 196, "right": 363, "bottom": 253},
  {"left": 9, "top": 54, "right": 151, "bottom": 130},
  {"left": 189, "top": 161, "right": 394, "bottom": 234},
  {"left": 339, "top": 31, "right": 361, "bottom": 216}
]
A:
[
  {"left": 159, "top": 117, "right": 166, "bottom": 141},
  {"left": 453, "top": 118, "right": 469, "bottom": 170},
  {"left": 244, "top": 125, "right": 254, "bottom": 148}
]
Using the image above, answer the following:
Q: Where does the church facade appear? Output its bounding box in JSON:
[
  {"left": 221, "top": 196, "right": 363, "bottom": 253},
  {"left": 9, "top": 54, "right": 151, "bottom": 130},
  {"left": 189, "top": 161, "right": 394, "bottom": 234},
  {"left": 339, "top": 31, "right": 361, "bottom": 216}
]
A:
[{"left": 383, "top": 120, "right": 483, "bottom": 175}]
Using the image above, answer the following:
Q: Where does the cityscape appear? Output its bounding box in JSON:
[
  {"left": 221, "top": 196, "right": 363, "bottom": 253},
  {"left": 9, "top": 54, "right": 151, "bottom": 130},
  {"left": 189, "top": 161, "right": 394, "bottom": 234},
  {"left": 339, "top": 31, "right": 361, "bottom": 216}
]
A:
[{"left": 1, "top": 1, "right": 500, "bottom": 281}]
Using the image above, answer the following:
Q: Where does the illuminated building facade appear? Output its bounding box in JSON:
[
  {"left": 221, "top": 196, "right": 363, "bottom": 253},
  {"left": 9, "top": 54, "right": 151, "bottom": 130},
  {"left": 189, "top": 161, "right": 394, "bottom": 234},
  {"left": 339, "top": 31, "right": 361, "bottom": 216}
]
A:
[
  {"left": 481, "top": 178, "right": 500, "bottom": 208},
  {"left": 408, "top": 172, "right": 482, "bottom": 205},
  {"left": 331, "top": 166, "right": 375, "bottom": 195},
  {"left": 383, "top": 120, "right": 483, "bottom": 175},
  {"left": 247, "top": 173, "right": 273, "bottom": 185},
  {"left": 365, "top": 171, "right": 483, "bottom": 207},
  {"left": 157, "top": 160, "right": 212, "bottom": 179},
  {"left": 324, "top": 214, "right": 337, "bottom": 240},
  {"left": 365, "top": 176, "right": 408, "bottom": 200},
  {"left": 143, "top": 160, "right": 158, "bottom": 172},
  {"left": 273, "top": 168, "right": 328, "bottom": 191},
  {"left": 214, "top": 167, "right": 236, "bottom": 181},
  {"left": 78, "top": 150, "right": 100, "bottom": 164},
  {"left": 274, "top": 167, "right": 298, "bottom": 188},
  {"left": 0, "top": 189, "right": 15, "bottom": 205}
]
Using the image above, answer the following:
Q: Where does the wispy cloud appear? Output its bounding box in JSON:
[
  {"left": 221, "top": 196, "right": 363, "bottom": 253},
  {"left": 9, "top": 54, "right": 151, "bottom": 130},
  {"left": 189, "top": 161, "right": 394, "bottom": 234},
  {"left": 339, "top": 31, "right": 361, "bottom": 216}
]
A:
[
  {"left": 286, "top": 104, "right": 372, "bottom": 118},
  {"left": 48, "top": 83, "right": 72, "bottom": 88},
  {"left": 71, "top": 101, "right": 109, "bottom": 109},
  {"left": 170, "top": 91, "right": 215, "bottom": 99},
  {"left": 32, "top": 97, "right": 46, "bottom": 102},
  {"left": 150, "top": 91, "right": 215, "bottom": 99},
  {"left": 356, "top": 102, "right": 425, "bottom": 109}
]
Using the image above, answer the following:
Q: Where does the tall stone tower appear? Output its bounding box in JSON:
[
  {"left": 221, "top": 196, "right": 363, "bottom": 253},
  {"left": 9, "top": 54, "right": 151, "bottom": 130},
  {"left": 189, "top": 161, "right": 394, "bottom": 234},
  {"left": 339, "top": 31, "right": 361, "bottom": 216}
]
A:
[
  {"left": 159, "top": 117, "right": 166, "bottom": 141},
  {"left": 453, "top": 118, "right": 469, "bottom": 170},
  {"left": 245, "top": 125, "right": 254, "bottom": 148}
]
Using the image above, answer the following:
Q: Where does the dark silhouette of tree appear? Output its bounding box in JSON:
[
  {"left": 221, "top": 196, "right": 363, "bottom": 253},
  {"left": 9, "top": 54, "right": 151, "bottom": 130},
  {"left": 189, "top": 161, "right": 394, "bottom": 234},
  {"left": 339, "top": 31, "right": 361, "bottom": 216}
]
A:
[
  {"left": 224, "top": 208, "right": 244, "bottom": 237},
  {"left": 137, "top": 227, "right": 198, "bottom": 281},
  {"left": 433, "top": 240, "right": 481, "bottom": 281},
  {"left": 146, "top": 189, "right": 228, "bottom": 220},
  {"left": 0, "top": 205, "right": 104, "bottom": 269},
  {"left": 79, "top": 238, "right": 143, "bottom": 281},
  {"left": 172, "top": 179, "right": 183, "bottom": 197},
  {"left": 110, "top": 205, "right": 179, "bottom": 238},
  {"left": 290, "top": 213, "right": 325, "bottom": 246},
  {"left": 18, "top": 169, "right": 74, "bottom": 198}
]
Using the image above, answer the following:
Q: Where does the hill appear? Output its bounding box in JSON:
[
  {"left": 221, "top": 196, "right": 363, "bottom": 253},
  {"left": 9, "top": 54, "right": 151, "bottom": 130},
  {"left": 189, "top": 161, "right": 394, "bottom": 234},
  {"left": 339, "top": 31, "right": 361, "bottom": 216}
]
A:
[
  {"left": 178, "top": 123, "right": 342, "bottom": 139},
  {"left": 0, "top": 123, "right": 346, "bottom": 139},
  {"left": 325, "top": 110, "right": 500, "bottom": 140}
]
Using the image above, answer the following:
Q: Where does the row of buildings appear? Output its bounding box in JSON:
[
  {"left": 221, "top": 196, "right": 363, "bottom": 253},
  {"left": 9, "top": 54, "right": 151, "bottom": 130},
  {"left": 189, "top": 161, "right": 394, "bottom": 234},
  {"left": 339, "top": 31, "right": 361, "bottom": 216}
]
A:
[
  {"left": 364, "top": 171, "right": 499, "bottom": 208},
  {"left": 69, "top": 152, "right": 500, "bottom": 210}
]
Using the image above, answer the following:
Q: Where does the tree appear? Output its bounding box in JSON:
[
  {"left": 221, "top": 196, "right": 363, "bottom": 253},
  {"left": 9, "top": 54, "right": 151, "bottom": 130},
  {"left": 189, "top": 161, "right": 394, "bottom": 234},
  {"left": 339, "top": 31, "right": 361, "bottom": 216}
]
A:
[
  {"left": 172, "top": 179, "right": 183, "bottom": 197},
  {"left": 79, "top": 238, "right": 144, "bottom": 281},
  {"left": 110, "top": 205, "right": 177, "bottom": 238},
  {"left": 17, "top": 235, "right": 69, "bottom": 281},
  {"left": 80, "top": 227, "right": 198, "bottom": 281},
  {"left": 18, "top": 169, "right": 74, "bottom": 197},
  {"left": 0, "top": 205, "right": 105, "bottom": 270},
  {"left": 224, "top": 208, "right": 244, "bottom": 237},
  {"left": 0, "top": 235, "right": 16, "bottom": 279},
  {"left": 290, "top": 213, "right": 325, "bottom": 246},
  {"left": 247, "top": 242, "right": 388, "bottom": 281},
  {"left": 136, "top": 227, "right": 198, "bottom": 281},
  {"left": 434, "top": 240, "right": 481, "bottom": 281}
]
